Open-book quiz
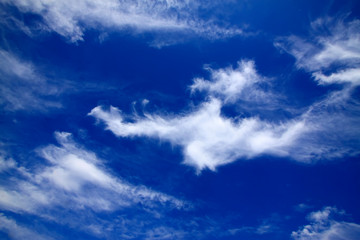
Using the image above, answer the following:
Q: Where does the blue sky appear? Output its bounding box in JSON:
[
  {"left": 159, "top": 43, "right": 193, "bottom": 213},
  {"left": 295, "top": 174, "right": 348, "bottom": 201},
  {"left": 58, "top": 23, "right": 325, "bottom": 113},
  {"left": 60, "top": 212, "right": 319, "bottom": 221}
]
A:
[{"left": 1, "top": 0, "right": 360, "bottom": 239}]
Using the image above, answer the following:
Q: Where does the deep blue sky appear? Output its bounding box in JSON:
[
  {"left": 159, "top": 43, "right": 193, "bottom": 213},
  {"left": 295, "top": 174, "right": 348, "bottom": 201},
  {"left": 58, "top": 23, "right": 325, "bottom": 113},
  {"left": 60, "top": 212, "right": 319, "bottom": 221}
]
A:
[{"left": 1, "top": 0, "right": 360, "bottom": 239}]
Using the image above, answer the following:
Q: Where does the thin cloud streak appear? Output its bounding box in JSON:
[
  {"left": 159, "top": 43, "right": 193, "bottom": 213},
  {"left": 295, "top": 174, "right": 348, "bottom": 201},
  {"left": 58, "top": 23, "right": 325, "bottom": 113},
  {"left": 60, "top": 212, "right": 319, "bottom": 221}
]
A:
[
  {"left": 2, "top": 0, "right": 243, "bottom": 46},
  {"left": 0, "top": 49, "right": 63, "bottom": 111},
  {"left": 0, "top": 132, "right": 185, "bottom": 216},
  {"left": 0, "top": 49, "right": 119, "bottom": 112},
  {"left": 0, "top": 214, "right": 52, "bottom": 240}
]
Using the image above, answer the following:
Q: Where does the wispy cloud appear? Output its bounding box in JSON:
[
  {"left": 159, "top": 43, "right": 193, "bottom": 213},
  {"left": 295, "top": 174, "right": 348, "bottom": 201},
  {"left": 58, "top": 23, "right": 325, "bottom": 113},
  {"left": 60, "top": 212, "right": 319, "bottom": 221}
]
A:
[
  {"left": 228, "top": 222, "right": 276, "bottom": 236},
  {"left": 90, "top": 56, "right": 360, "bottom": 172},
  {"left": 1, "top": 142, "right": 219, "bottom": 239},
  {"left": 0, "top": 153, "right": 17, "bottom": 172},
  {"left": 90, "top": 98, "right": 306, "bottom": 172},
  {"left": 0, "top": 49, "right": 64, "bottom": 111},
  {"left": 80, "top": 210, "right": 225, "bottom": 239},
  {"left": 0, "top": 49, "right": 114, "bottom": 112},
  {"left": 227, "top": 213, "right": 283, "bottom": 238},
  {"left": 294, "top": 203, "right": 313, "bottom": 212},
  {"left": 274, "top": 16, "right": 360, "bottom": 160},
  {"left": 89, "top": 60, "right": 309, "bottom": 172},
  {"left": 0, "top": 213, "right": 52, "bottom": 240},
  {"left": 2, "top": 0, "right": 243, "bottom": 46},
  {"left": 313, "top": 68, "right": 360, "bottom": 85},
  {"left": 292, "top": 206, "right": 360, "bottom": 240},
  {"left": 0, "top": 132, "right": 185, "bottom": 232},
  {"left": 275, "top": 16, "right": 360, "bottom": 86}
]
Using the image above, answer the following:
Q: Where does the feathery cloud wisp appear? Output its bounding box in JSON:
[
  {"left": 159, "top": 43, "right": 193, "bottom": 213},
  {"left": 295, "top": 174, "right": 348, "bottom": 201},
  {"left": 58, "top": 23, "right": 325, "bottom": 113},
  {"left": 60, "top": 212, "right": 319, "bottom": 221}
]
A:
[
  {"left": 90, "top": 98, "right": 306, "bottom": 172},
  {"left": 0, "top": 132, "right": 185, "bottom": 216},
  {"left": 90, "top": 57, "right": 360, "bottom": 172},
  {"left": 2, "top": 0, "right": 243, "bottom": 46},
  {"left": 90, "top": 60, "right": 311, "bottom": 172},
  {"left": 0, "top": 49, "right": 63, "bottom": 111},
  {"left": 275, "top": 17, "right": 360, "bottom": 86},
  {"left": 0, "top": 214, "right": 52, "bottom": 240}
]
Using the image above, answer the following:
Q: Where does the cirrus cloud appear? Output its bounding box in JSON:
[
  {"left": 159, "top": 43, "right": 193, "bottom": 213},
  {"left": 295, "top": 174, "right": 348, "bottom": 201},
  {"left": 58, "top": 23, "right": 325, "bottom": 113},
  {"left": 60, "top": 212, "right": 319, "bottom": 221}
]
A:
[
  {"left": 2, "top": 0, "right": 243, "bottom": 46},
  {"left": 0, "top": 132, "right": 185, "bottom": 217},
  {"left": 275, "top": 16, "right": 360, "bottom": 86}
]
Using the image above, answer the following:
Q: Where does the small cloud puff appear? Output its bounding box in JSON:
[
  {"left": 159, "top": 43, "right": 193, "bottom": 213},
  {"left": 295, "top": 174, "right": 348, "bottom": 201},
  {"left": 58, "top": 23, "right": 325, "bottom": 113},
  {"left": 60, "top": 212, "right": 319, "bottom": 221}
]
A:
[
  {"left": 292, "top": 206, "right": 360, "bottom": 240},
  {"left": 190, "top": 60, "right": 270, "bottom": 103}
]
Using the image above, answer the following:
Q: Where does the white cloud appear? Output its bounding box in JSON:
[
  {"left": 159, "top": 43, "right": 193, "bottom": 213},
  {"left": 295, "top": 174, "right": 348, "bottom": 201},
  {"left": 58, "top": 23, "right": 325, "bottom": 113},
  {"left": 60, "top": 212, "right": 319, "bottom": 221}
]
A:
[
  {"left": 3, "top": 0, "right": 243, "bottom": 45},
  {"left": 313, "top": 68, "right": 360, "bottom": 85},
  {"left": 275, "top": 17, "right": 360, "bottom": 86},
  {"left": 0, "top": 213, "right": 52, "bottom": 240},
  {"left": 0, "top": 132, "right": 185, "bottom": 216},
  {"left": 90, "top": 94, "right": 307, "bottom": 172},
  {"left": 0, "top": 50, "right": 36, "bottom": 79},
  {"left": 0, "top": 154, "right": 16, "bottom": 172},
  {"left": 292, "top": 207, "right": 360, "bottom": 240},
  {"left": 190, "top": 60, "right": 272, "bottom": 103},
  {"left": 90, "top": 58, "right": 360, "bottom": 172},
  {"left": 0, "top": 49, "right": 64, "bottom": 111}
]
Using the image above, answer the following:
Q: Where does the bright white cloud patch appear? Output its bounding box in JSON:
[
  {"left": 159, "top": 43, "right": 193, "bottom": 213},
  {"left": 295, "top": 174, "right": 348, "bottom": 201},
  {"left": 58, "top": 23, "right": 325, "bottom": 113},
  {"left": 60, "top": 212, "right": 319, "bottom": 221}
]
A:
[
  {"left": 89, "top": 60, "right": 314, "bottom": 172},
  {"left": 90, "top": 57, "right": 360, "bottom": 172},
  {"left": 190, "top": 60, "right": 270, "bottom": 103},
  {"left": 292, "top": 207, "right": 360, "bottom": 240},
  {"left": 313, "top": 68, "right": 360, "bottom": 86},
  {"left": 275, "top": 17, "right": 360, "bottom": 86},
  {"left": 0, "top": 132, "right": 184, "bottom": 216},
  {"left": 2, "top": 0, "right": 242, "bottom": 45},
  {"left": 90, "top": 98, "right": 306, "bottom": 172}
]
